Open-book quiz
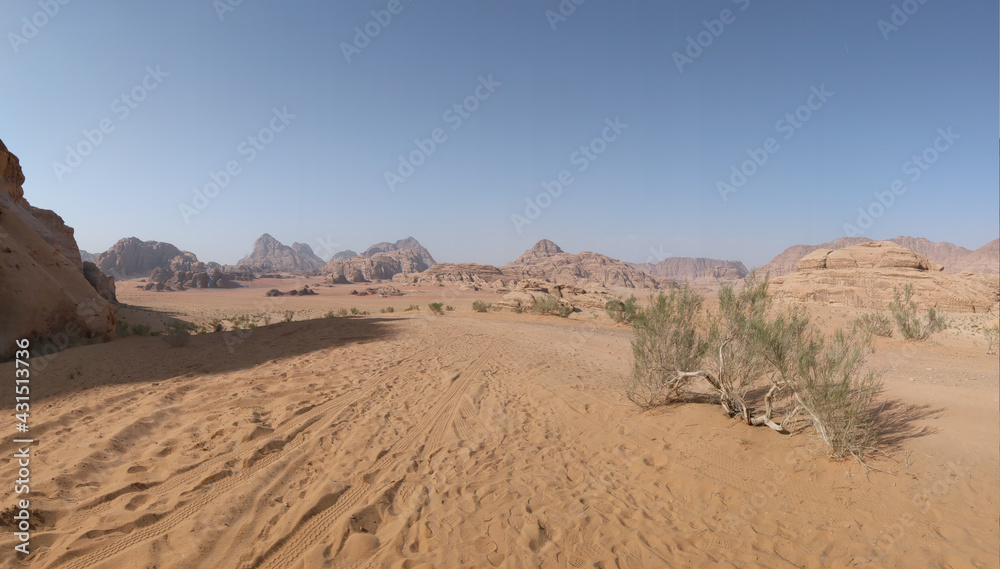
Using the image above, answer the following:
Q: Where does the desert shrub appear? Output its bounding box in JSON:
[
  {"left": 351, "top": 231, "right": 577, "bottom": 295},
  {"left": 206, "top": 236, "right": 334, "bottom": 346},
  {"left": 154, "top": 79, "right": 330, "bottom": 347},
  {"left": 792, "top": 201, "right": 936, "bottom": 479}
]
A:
[
  {"left": 324, "top": 309, "right": 337, "bottom": 318},
  {"left": 229, "top": 314, "right": 256, "bottom": 330},
  {"left": 446, "top": 305, "right": 455, "bottom": 311},
  {"left": 337, "top": 308, "right": 349, "bottom": 317},
  {"left": 625, "top": 274, "right": 885, "bottom": 463},
  {"left": 163, "top": 320, "right": 191, "bottom": 347},
  {"left": 348, "top": 307, "right": 369, "bottom": 316},
  {"left": 625, "top": 287, "right": 711, "bottom": 409},
  {"left": 428, "top": 302, "right": 445, "bottom": 315},
  {"left": 606, "top": 295, "right": 639, "bottom": 324},
  {"left": 131, "top": 324, "right": 152, "bottom": 336},
  {"left": 380, "top": 307, "right": 395, "bottom": 313},
  {"left": 531, "top": 294, "right": 572, "bottom": 317},
  {"left": 405, "top": 304, "right": 420, "bottom": 312},
  {"left": 283, "top": 310, "right": 295, "bottom": 323},
  {"left": 261, "top": 313, "right": 272, "bottom": 326},
  {"left": 851, "top": 311, "right": 893, "bottom": 338},
  {"left": 793, "top": 329, "right": 883, "bottom": 461},
  {"left": 472, "top": 300, "right": 494, "bottom": 312},
  {"left": 512, "top": 306, "right": 523, "bottom": 314},
  {"left": 889, "top": 284, "right": 948, "bottom": 340},
  {"left": 210, "top": 319, "right": 223, "bottom": 332},
  {"left": 976, "top": 323, "right": 1000, "bottom": 355},
  {"left": 116, "top": 321, "right": 131, "bottom": 338}
]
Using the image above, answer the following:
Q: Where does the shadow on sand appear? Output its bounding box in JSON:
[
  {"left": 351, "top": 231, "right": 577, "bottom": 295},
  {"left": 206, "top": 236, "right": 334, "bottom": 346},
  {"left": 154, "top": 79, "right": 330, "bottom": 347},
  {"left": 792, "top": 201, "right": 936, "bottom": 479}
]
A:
[{"left": 0, "top": 316, "right": 402, "bottom": 407}]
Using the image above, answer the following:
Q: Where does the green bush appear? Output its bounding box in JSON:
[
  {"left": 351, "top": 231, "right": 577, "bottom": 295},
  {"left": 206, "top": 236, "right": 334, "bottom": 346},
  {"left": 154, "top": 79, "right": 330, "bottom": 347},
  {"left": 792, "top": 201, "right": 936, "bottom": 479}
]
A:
[
  {"left": 116, "top": 321, "right": 131, "bottom": 338},
  {"left": 889, "top": 284, "right": 948, "bottom": 341},
  {"left": 625, "top": 287, "right": 712, "bottom": 408},
  {"left": 472, "top": 300, "right": 494, "bottom": 313},
  {"left": 446, "top": 305, "right": 455, "bottom": 311},
  {"left": 606, "top": 295, "right": 639, "bottom": 324},
  {"left": 131, "top": 324, "right": 152, "bottom": 336},
  {"left": 405, "top": 304, "right": 420, "bottom": 312},
  {"left": 531, "top": 294, "right": 572, "bottom": 317},
  {"left": 163, "top": 320, "right": 191, "bottom": 347},
  {"left": 852, "top": 311, "right": 893, "bottom": 338},
  {"left": 337, "top": 308, "right": 349, "bottom": 317},
  {"left": 625, "top": 275, "right": 885, "bottom": 463},
  {"left": 428, "top": 302, "right": 445, "bottom": 315},
  {"left": 380, "top": 306, "right": 395, "bottom": 313}
]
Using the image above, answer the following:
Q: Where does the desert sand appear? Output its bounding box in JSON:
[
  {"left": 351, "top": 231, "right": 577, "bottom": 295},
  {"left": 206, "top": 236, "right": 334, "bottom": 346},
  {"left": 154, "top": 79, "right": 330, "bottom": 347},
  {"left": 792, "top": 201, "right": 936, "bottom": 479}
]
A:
[{"left": 1, "top": 278, "right": 997, "bottom": 569}]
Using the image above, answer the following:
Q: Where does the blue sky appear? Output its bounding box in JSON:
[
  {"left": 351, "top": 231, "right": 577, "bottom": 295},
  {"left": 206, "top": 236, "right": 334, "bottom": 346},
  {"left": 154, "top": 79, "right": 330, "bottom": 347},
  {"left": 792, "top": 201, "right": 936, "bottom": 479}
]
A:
[{"left": 1, "top": 1, "right": 996, "bottom": 268}]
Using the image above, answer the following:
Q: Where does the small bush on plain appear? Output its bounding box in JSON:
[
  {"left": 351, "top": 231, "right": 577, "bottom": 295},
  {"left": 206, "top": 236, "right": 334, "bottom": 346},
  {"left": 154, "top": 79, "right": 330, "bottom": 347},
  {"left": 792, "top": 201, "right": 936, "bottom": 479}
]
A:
[{"left": 889, "top": 284, "right": 948, "bottom": 341}]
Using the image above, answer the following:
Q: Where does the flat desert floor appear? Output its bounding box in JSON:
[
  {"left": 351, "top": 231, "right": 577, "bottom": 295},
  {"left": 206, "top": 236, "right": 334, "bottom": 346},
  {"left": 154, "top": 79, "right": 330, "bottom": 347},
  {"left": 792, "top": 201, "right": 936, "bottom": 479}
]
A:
[{"left": 1, "top": 280, "right": 998, "bottom": 568}]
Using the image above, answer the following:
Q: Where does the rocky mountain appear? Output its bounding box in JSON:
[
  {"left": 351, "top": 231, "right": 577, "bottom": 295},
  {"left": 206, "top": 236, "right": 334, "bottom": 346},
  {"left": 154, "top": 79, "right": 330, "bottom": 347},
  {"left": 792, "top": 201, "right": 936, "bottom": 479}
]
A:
[
  {"left": 79, "top": 249, "right": 97, "bottom": 263},
  {"left": 770, "top": 241, "right": 998, "bottom": 313},
  {"left": 324, "top": 249, "right": 429, "bottom": 283},
  {"left": 322, "top": 237, "right": 435, "bottom": 282},
  {"left": 95, "top": 237, "right": 200, "bottom": 279},
  {"left": 954, "top": 239, "right": 999, "bottom": 274},
  {"left": 631, "top": 257, "right": 748, "bottom": 284},
  {"left": 502, "top": 240, "right": 668, "bottom": 289},
  {"left": 291, "top": 242, "right": 324, "bottom": 267},
  {"left": 331, "top": 249, "right": 358, "bottom": 261},
  {"left": 362, "top": 236, "right": 436, "bottom": 268},
  {"left": 0, "top": 137, "right": 117, "bottom": 359},
  {"left": 238, "top": 233, "right": 324, "bottom": 273},
  {"left": 756, "top": 236, "right": 995, "bottom": 277}
]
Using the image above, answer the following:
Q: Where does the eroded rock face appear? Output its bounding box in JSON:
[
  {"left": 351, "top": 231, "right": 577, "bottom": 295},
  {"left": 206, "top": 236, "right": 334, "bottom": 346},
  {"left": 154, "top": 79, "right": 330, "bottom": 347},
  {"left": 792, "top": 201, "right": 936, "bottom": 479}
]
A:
[
  {"left": 323, "top": 239, "right": 435, "bottom": 282},
  {"left": 95, "top": 237, "right": 200, "bottom": 279},
  {"left": 362, "top": 236, "right": 436, "bottom": 268},
  {"left": 238, "top": 233, "right": 324, "bottom": 274},
  {"left": 393, "top": 263, "right": 506, "bottom": 289},
  {"left": 497, "top": 279, "right": 616, "bottom": 312},
  {"left": 796, "top": 241, "right": 943, "bottom": 272},
  {"left": 757, "top": 235, "right": 995, "bottom": 277},
  {"left": 0, "top": 138, "right": 116, "bottom": 359},
  {"left": 772, "top": 241, "right": 998, "bottom": 313},
  {"left": 502, "top": 240, "right": 668, "bottom": 289},
  {"left": 630, "top": 257, "right": 748, "bottom": 285}
]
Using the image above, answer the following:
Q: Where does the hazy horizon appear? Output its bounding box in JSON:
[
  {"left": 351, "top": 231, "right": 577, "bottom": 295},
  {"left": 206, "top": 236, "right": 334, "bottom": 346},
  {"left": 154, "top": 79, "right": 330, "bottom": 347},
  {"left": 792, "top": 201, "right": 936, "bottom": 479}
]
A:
[{"left": 3, "top": 1, "right": 997, "bottom": 269}]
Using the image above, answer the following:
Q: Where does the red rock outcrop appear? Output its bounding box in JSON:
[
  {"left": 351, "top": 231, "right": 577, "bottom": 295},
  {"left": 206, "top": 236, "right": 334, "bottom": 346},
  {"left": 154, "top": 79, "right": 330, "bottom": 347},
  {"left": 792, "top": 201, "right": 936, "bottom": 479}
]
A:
[{"left": 0, "top": 138, "right": 116, "bottom": 359}]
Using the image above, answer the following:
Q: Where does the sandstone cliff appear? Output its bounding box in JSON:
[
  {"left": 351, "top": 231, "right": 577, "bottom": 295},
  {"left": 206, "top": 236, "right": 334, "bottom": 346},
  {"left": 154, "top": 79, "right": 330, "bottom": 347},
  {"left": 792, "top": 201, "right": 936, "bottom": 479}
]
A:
[{"left": 0, "top": 138, "right": 116, "bottom": 359}]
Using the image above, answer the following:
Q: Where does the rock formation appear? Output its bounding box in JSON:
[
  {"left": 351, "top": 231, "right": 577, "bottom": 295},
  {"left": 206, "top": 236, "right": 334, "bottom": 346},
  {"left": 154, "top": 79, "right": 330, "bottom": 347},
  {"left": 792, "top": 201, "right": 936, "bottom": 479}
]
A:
[
  {"left": 393, "top": 263, "right": 506, "bottom": 289},
  {"left": 0, "top": 137, "right": 116, "bottom": 359},
  {"left": 238, "top": 233, "right": 324, "bottom": 273},
  {"left": 362, "top": 236, "right": 436, "bottom": 268},
  {"left": 502, "top": 240, "right": 668, "bottom": 289},
  {"left": 95, "top": 237, "right": 200, "bottom": 279},
  {"left": 331, "top": 249, "right": 358, "bottom": 261},
  {"left": 497, "top": 278, "right": 617, "bottom": 312},
  {"left": 756, "top": 236, "right": 996, "bottom": 277},
  {"left": 291, "top": 242, "right": 325, "bottom": 268},
  {"left": 323, "top": 237, "right": 435, "bottom": 282},
  {"left": 630, "top": 257, "right": 748, "bottom": 285},
  {"left": 770, "top": 241, "right": 999, "bottom": 313}
]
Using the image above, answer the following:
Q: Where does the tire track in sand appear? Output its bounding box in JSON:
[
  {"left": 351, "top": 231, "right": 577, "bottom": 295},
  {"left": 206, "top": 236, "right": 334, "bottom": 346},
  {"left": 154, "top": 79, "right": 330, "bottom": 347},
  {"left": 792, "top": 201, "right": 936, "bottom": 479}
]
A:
[
  {"left": 45, "top": 329, "right": 459, "bottom": 569},
  {"left": 251, "top": 338, "right": 500, "bottom": 569}
]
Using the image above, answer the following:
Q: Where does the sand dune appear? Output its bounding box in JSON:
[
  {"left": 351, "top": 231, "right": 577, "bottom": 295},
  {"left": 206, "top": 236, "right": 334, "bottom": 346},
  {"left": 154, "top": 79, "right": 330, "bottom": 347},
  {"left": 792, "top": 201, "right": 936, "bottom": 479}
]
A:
[{"left": 1, "top": 292, "right": 997, "bottom": 568}]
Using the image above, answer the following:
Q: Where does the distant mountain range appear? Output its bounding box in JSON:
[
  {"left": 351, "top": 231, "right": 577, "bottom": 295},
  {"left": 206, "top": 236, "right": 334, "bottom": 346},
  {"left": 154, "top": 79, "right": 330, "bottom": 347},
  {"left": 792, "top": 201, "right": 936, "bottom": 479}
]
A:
[{"left": 78, "top": 232, "right": 999, "bottom": 287}]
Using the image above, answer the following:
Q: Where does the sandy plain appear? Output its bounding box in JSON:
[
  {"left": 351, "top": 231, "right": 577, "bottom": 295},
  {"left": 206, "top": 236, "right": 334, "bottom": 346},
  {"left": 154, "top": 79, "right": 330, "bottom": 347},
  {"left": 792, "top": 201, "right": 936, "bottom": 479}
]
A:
[{"left": 0, "top": 278, "right": 997, "bottom": 568}]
